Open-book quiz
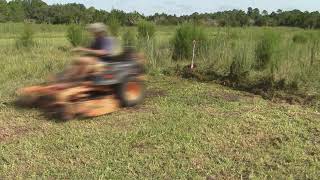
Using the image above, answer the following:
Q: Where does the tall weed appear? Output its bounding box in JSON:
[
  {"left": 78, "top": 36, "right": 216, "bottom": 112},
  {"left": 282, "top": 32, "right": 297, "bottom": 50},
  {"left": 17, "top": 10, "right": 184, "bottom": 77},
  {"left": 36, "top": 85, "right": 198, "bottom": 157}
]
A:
[
  {"left": 137, "top": 21, "right": 156, "bottom": 40},
  {"left": 122, "top": 28, "right": 136, "bottom": 46},
  {"left": 172, "top": 23, "right": 209, "bottom": 60},
  {"left": 254, "top": 31, "right": 280, "bottom": 71},
  {"left": 108, "top": 16, "right": 121, "bottom": 36},
  {"left": 16, "top": 23, "right": 35, "bottom": 48},
  {"left": 229, "top": 46, "right": 249, "bottom": 81},
  {"left": 66, "top": 24, "right": 89, "bottom": 47}
]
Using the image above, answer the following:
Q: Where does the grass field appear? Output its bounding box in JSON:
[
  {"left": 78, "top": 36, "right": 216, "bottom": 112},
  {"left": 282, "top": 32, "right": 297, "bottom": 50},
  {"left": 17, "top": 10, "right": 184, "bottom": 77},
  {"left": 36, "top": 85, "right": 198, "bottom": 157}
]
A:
[{"left": 1, "top": 23, "right": 320, "bottom": 179}]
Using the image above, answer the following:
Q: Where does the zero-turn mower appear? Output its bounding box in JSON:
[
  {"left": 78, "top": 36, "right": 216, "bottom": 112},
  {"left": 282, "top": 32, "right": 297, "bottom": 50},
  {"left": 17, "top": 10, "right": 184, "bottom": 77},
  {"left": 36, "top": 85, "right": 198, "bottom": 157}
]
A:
[{"left": 16, "top": 48, "right": 146, "bottom": 120}]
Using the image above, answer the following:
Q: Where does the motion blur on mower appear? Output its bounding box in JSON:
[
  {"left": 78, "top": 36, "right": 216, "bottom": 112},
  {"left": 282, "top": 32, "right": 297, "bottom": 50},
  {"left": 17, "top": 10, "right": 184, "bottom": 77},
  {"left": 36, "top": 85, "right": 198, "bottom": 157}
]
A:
[{"left": 16, "top": 23, "right": 146, "bottom": 120}]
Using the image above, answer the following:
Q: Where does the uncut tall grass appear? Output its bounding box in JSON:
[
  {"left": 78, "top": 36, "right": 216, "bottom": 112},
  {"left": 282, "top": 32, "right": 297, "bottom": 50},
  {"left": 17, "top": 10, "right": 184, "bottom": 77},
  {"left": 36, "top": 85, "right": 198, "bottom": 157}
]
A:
[
  {"left": 183, "top": 27, "right": 320, "bottom": 94},
  {"left": 1, "top": 23, "right": 320, "bottom": 98}
]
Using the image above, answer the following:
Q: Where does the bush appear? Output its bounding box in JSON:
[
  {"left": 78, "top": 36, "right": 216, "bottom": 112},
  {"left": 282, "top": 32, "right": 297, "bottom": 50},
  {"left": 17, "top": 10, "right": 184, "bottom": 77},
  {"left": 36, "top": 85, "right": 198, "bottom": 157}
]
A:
[
  {"left": 137, "top": 21, "right": 155, "bottom": 40},
  {"left": 108, "top": 16, "right": 121, "bottom": 36},
  {"left": 122, "top": 29, "right": 136, "bottom": 46},
  {"left": 172, "top": 23, "right": 208, "bottom": 60},
  {"left": 16, "top": 23, "right": 35, "bottom": 48},
  {"left": 229, "top": 48, "right": 249, "bottom": 81},
  {"left": 66, "top": 24, "right": 89, "bottom": 47},
  {"left": 292, "top": 33, "right": 308, "bottom": 44},
  {"left": 254, "top": 31, "right": 279, "bottom": 70}
]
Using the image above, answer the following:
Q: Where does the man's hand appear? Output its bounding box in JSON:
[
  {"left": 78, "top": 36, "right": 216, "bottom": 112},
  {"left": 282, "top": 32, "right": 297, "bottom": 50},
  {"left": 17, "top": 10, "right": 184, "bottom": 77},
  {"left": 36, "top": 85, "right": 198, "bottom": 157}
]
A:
[{"left": 71, "top": 47, "right": 88, "bottom": 53}]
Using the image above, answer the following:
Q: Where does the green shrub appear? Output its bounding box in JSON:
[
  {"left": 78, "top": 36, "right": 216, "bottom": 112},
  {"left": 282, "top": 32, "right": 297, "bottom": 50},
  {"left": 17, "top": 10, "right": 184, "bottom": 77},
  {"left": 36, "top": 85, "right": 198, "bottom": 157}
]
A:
[
  {"left": 16, "top": 23, "right": 35, "bottom": 48},
  {"left": 122, "top": 29, "right": 136, "bottom": 46},
  {"left": 108, "top": 16, "right": 121, "bottom": 36},
  {"left": 229, "top": 48, "right": 249, "bottom": 81},
  {"left": 292, "top": 33, "right": 308, "bottom": 44},
  {"left": 137, "top": 21, "right": 155, "bottom": 40},
  {"left": 254, "top": 31, "right": 279, "bottom": 70},
  {"left": 66, "top": 24, "right": 89, "bottom": 47},
  {"left": 172, "top": 23, "right": 208, "bottom": 60},
  {"left": 307, "top": 33, "right": 320, "bottom": 66}
]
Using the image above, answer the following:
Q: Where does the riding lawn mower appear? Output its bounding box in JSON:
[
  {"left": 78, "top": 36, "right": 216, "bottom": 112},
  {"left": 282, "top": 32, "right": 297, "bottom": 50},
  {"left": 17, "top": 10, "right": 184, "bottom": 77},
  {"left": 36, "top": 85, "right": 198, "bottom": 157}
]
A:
[{"left": 16, "top": 48, "right": 146, "bottom": 120}]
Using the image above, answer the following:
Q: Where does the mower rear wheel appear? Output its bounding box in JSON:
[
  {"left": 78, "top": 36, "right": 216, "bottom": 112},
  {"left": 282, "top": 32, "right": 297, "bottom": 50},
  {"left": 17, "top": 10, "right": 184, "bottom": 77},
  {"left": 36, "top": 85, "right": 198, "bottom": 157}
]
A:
[{"left": 115, "top": 76, "right": 145, "bottom": 107}]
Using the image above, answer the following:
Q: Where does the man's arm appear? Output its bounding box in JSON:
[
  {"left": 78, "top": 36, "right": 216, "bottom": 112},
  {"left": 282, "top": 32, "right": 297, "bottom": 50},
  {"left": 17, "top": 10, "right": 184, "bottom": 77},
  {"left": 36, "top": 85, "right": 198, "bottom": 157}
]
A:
[{"left": 72, "top": 47, "right": 108, "bottom": 56}]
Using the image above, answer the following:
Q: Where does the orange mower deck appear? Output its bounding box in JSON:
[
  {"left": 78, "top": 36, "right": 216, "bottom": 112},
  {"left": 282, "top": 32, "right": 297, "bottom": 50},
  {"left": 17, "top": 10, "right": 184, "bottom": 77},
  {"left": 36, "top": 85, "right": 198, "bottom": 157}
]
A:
[{"left": 17, "top": 83, "right": 121, "bottom": 120}]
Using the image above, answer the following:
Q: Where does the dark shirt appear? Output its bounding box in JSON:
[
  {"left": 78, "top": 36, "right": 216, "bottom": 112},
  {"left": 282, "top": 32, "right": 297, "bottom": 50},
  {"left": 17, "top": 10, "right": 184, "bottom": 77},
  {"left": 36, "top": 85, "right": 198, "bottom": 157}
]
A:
[{"left": 90, "top": 36, "right": 113, "bottom": 53}]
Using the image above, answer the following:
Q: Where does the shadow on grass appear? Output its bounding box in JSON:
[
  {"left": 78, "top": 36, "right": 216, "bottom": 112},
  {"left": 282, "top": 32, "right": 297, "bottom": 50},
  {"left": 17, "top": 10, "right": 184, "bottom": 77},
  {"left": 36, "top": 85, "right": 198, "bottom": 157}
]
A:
[{"left": 12, "top": 99, "right": 72, "bottom": 123}]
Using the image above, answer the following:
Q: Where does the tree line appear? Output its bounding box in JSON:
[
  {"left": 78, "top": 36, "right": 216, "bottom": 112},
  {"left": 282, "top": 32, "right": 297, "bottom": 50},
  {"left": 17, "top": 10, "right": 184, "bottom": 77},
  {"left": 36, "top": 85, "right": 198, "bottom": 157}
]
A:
[{"left": 1, "top": 0, "right": 320, "bottom": 29}]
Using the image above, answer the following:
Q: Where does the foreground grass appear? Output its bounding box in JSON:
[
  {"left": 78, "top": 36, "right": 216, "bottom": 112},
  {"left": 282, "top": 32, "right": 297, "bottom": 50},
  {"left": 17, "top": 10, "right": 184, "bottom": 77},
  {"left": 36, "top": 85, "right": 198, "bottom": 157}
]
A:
[{"left": 1, "top": 74, "right": 320, "bottom": 178}]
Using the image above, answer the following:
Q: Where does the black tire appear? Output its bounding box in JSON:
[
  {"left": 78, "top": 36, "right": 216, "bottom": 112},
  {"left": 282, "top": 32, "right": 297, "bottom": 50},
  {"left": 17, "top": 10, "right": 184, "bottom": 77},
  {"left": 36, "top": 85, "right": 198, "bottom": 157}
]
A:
[{"left": 115, "top": 76, "right": 145, "bottom": 107}]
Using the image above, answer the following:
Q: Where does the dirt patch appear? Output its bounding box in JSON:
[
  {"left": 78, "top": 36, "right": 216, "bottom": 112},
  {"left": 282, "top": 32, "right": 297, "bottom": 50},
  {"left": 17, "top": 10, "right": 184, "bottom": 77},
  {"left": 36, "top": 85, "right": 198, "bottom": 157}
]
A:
[{"left": 0, "top": 125, "right": 42, "bottom": 142}]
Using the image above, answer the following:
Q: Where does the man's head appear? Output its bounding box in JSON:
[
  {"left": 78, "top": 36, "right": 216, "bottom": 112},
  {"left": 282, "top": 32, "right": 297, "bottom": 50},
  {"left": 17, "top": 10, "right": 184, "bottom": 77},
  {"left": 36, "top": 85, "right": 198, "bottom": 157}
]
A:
[{"left": 86, "top": 23, "right": 107, "bottom": 37}]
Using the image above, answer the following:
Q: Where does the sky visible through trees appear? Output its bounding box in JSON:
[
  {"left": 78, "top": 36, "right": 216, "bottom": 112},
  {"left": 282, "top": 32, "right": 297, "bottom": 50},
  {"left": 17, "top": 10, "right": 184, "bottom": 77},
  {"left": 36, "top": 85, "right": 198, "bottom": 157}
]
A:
[
  {"left": 1, "top": 0, "right": 320, "bottom": 29},
  {"left": 44, "top": 0, "right": 320, "bottom": 16}
]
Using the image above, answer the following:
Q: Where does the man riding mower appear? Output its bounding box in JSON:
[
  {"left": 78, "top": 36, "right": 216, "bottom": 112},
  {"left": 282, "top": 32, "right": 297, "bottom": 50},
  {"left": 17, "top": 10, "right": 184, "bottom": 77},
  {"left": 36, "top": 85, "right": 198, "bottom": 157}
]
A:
[{"left": 17, "top": 23, "right": 146, "bottom": 120}]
